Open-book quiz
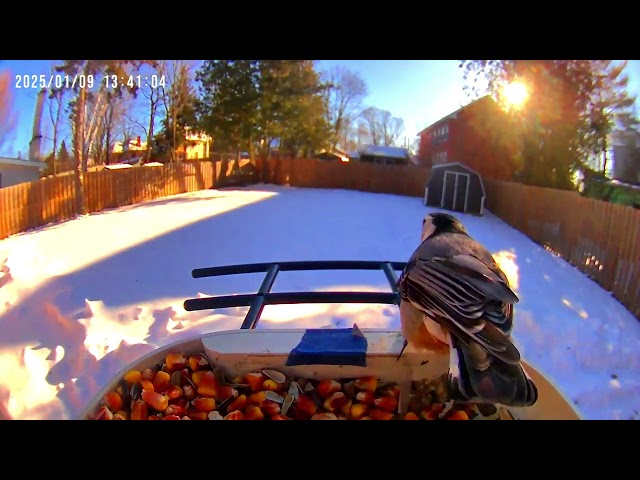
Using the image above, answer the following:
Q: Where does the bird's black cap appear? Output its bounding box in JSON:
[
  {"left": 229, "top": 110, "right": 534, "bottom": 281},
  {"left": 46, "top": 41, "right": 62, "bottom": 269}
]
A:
[{"left": 427, "top": 212, "right": 467, "bottom": 235}]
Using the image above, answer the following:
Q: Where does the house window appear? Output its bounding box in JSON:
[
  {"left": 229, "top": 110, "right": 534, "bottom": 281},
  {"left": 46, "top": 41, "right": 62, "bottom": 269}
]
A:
[{"left": 433, "top": 151, "right": 448, "bottom": 164}]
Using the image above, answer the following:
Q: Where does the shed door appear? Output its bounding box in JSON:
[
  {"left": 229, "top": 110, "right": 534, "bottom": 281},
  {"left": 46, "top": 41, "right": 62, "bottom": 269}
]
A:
[
  {"left": 441, "top": 171, "right": 471, "bottom": 213},
  {"left": 442, "top": 172, "right": 456, "bottom": 210},
  {"left": 453, "top": 174, "right": 469, "bottom": 212}
]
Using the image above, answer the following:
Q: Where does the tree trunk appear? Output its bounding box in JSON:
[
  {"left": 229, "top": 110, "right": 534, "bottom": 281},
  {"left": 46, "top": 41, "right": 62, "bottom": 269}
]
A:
[
  {"left": 105, "top": 102, "right": 113, "bottom": 165},
  {"left": 235, "top": 149, "right": 242, "bottom": 176},
  {"left": 249, "top": 135, "right": 255, "bottom": 162},
  {"left": 105, "top": 112, "right": 111, "bottom": 165},
  {"left": 52, "top": 129, "right": 58, "bottom": 176},
  {"left": 73, "top": 86, "right": 87, "bottom": 215},
  {"left": 602, "top": 137, "right": 609, "bottom": 175},
  {"left": 146, "top": 97, "right": 156, "bottom": 161},
  {"left": 52, "top": 99, "right": 62, "bottom": 176},
  {"left": 260, "top": 139, "right": 272, "bottom": 183},
  {"left": 172, "top": 104, "right": 177, "bottom": 163}
]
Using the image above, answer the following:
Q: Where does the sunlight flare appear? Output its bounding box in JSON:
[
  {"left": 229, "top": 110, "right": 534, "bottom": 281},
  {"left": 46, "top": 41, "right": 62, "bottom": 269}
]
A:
[{"left": 501, "top": 81, "right": 529, "bottom": 110}]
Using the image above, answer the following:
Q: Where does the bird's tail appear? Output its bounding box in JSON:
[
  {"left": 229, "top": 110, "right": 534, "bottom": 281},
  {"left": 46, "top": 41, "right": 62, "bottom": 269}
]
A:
[{"left": 447, "top": 335, "right": 538, "bottom": 407}]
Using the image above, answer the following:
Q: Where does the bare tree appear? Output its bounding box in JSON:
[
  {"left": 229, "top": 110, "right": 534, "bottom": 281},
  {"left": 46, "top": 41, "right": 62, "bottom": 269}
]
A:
[
  {"left": 103, "top": 95, "right": 119, "bottom": 164},
  {"left": 47, "top": 88, "right": 67, "bottom": 175},
  {"left": 55, "top": 60, "right": 151, "bottom": 214},
  {"left": 159, "top": 60, "right": 197, "bottom": 162},
  {"left": 119, "top": 109, "right": 143, "bottom": 152},
  {"left": 360, "top": 107, "right": 381, "bottom": 145},
  {"left": 122, "top": 86, "right": 160, "bottom": 161},
  {"left": 87, "top": 93, "right": 122, "bottom": 165},
  {"left": 321, "top": 65, "right": 368, "bottom": 150},
  {"left": 358, "top": 106, "right": 405, "bottom": 147},
  {"left": 126, "top": 65, "right": 165, "bottom": 161},
  {"left": 355, "top": 120, "right": 371, "bottom": 147},
  {"left": 0, "top": 71, "right": 17, "bottom": 154},
  {"left": 382, "top": 115, "right": 405, "bottom": 147}
]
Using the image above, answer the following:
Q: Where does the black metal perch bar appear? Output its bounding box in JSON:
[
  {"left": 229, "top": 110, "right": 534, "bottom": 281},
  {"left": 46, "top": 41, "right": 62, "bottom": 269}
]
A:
[{"left": 183, "top": 261, "right": 408, "bottom": 330}]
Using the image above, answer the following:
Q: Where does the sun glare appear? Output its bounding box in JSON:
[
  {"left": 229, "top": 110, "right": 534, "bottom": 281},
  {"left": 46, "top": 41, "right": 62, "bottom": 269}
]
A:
[{"left": 502, "top": 82, "right": 529, "bottom": 110}]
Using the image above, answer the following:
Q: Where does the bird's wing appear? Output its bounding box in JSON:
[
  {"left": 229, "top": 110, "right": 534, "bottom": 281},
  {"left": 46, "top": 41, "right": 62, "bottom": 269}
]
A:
[{"left": 399, "top": 254, "right": 520, "bottom": 365}]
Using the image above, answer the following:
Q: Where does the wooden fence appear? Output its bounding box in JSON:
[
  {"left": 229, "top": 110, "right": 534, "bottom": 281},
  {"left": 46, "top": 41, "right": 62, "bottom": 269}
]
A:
[
  {"left": 0, "top": 161, "right": 215, "bottom": 240},
  {"left": 1, "top": 156, "right": 639, "bottom": 318},
  {"left": 256, "top": 157, "right": 431, "bottom": 197},
  {"left": 483, "top": 179, "right": 640, "bottom": 318}
]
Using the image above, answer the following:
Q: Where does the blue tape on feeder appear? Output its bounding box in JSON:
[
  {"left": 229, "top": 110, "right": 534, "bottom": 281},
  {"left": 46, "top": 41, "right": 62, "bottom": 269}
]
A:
[{"left": 285, "top": 324, "right": 368, "bottom": 367}]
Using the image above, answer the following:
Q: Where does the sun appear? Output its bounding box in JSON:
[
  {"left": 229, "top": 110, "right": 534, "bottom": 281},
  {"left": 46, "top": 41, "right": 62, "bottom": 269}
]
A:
[{"left": 502, "top": 82, "right": 529, "bottom": 110}]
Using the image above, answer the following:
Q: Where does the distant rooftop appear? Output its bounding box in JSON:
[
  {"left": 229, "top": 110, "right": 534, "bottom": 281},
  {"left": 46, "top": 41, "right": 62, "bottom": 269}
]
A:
[
  {"left": 360, "top": 145, "right": 411, "bottom": 159},
  {"left": 0, "top": 156, "right": 47, "bottom": 168}
]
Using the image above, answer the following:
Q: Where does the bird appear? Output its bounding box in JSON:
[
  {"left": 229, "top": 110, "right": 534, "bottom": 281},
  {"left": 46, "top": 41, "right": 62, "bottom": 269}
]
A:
[{"left": 396, "top": 212, "right": 538, "bottom": 408}]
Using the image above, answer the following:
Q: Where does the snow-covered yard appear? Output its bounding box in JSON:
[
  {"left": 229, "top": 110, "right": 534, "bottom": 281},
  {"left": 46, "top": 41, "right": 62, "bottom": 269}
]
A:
[{"left": 1, "top": 185, "right": 639, "bottom": 420}]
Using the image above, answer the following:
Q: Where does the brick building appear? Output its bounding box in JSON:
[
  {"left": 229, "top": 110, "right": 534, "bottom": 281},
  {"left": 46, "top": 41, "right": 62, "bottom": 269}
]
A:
[{"left": 416, "top": 95, "right": 519, "bottom": 181}]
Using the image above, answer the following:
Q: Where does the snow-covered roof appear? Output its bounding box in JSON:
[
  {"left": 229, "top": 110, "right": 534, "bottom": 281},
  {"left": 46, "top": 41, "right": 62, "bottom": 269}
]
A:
[
  {"left": 360, "top": 145, "right": 410, "bottom": 159},
  {"left": 0, "top": 156, "right": 47, "bottom": 169},
  {"left": 104, "top": 164, "right": 133, "bottom": 170}
]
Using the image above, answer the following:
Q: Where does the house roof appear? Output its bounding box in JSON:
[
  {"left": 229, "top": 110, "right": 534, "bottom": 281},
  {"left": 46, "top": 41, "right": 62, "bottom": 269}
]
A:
[
  {"left": 0, "top": 156, "right": 47, "bottom": 169},
  {"left": 416, "top": 95, "right": 494, "bottom": 137},
  {"left": 314, "top": 148, "right": 349, "bottom": 158},
  {"left": 360, "top": 145, "right": 410, "bottom": 159}
]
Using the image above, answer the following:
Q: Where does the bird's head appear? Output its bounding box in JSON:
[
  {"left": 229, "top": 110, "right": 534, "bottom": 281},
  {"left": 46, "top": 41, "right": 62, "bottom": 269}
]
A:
[{"left": 421, "top": 212, "right": 467, "bottom": 241}]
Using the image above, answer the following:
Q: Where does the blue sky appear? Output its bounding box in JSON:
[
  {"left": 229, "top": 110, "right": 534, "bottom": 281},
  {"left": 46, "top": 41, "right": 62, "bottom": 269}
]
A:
[{"left": 2, "top": 60, "right": 640, "bottom": 158}]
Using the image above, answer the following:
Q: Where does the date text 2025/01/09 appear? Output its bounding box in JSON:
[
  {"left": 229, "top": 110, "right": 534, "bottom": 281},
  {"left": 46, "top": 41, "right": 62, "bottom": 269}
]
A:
[{"left": 13, "top": 74, "right": 166, "bottom": 90}]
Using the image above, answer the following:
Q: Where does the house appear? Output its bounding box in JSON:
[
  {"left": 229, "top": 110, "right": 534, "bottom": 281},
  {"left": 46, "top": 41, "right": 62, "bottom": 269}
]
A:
[
  {"left": 0, "top": 156, "right": 47, "bottom": 188},
  {"left": 356, "top": 145, "right": 412, "bottom": 166},
  {"left": 112, "top": 129, "right": 213, "bottom": 162},
  {"left": 176, "top": 130, "right": 212, "bottom": 161},
  {"left": 416, "top": 95, "right": 518, "bottom": 181},
  {"left": 113, "top": 136, "right": 147, "bottom": 154},
  {"left": 611, "top": 130, "right": 640, "bottom": 185}
]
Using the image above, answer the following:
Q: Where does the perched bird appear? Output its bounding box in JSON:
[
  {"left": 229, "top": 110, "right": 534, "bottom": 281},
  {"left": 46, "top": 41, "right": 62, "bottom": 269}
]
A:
[{"left": 397, "top": 212, "right": 538, "bottom": 407}]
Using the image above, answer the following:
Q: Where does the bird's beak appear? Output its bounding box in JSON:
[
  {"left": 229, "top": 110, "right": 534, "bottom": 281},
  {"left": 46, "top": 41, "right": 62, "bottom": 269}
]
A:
[{"left": 396, "top": 339, "right": 408, "bottom": 361}]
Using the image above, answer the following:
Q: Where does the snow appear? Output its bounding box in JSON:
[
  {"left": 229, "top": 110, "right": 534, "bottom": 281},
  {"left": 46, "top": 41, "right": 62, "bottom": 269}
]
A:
[{"left": 1, "top": 184, "right": 639, "bottom": 420}]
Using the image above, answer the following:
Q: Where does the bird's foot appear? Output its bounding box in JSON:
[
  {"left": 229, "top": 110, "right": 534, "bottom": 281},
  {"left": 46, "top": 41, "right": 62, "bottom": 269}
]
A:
[{"left": 396, "top": 339, "right": 409, "bottom": 361}]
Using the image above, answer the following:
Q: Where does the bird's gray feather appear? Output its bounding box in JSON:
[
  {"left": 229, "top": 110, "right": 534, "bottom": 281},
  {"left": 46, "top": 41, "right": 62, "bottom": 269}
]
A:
[{"left": 399, "top": 226, "right": 537, "bottom": 407}]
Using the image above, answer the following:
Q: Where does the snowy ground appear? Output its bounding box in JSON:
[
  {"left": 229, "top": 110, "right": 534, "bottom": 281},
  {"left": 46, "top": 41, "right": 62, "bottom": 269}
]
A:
[{"left": 1, "top": 185, "right": 639, "bottom": 420}]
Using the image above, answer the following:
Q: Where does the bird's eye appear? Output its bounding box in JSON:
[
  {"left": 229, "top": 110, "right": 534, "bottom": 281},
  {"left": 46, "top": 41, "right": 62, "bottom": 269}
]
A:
[{"left": 422, "top": 218, "right": 427, "bottom": 225}]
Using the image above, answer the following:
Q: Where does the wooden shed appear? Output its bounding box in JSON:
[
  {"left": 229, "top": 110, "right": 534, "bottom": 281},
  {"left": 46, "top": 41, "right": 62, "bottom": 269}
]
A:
[{"left": 423, "top": 162, "right": 486, "bottom": 215}]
